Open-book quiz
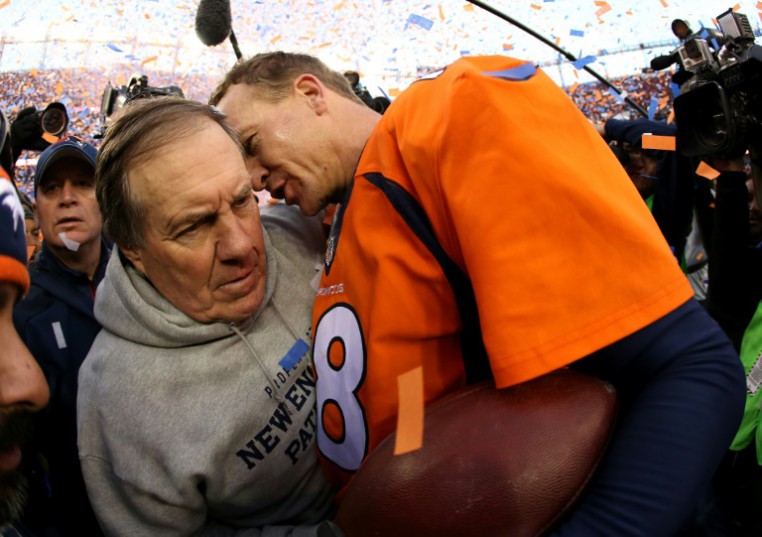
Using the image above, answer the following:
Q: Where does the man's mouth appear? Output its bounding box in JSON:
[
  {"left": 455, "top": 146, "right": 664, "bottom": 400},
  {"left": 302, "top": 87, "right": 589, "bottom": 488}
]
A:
[
  {"left": 0, "top": 447, "right": 22, "bottom": 473},
  {"left": 0, "top": 412, "right": 33, "bottom": 473},
  {"left": 218, "top": 263, "right": 258, "bottom": 292}
]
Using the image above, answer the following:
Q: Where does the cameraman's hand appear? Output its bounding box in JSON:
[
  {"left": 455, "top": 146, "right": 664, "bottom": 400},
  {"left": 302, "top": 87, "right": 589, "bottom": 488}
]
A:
[{"left": 10, "top": 107, "right": 51, "bottom": 162}]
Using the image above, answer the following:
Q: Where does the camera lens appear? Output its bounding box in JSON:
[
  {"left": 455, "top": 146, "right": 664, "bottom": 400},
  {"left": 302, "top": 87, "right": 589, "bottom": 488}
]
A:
[
  {"left": 695, "top": 105, "right": 729, "bottom": 151},
  {"left": 39, "top": 103, "right": 68, "bottom": 136}
]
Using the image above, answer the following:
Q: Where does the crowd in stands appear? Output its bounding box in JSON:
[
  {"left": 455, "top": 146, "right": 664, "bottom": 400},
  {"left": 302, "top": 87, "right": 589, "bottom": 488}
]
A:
[
  {"left": 0, "top": 65, "right": 677, "bottom": 199},
  {"left": 0, "top": 67, "right": 217, "bottom": 198},
  {"left": 570, "top": 68, "right": 675, "bottom": 122}
]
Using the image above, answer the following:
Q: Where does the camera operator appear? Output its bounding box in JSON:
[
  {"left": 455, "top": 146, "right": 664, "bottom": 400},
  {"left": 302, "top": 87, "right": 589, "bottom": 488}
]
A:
[
  {"left": 682, "top": 156, "right": 762, "bottom": 537},
  {"left": 669, "top": 8, "right": 762, "bottom": 534}
]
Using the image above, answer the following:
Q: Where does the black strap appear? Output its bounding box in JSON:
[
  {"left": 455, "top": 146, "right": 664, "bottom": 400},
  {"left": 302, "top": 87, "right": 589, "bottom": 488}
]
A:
[{"left": 363, "top": 172, "right": 492, "bottom": 384}]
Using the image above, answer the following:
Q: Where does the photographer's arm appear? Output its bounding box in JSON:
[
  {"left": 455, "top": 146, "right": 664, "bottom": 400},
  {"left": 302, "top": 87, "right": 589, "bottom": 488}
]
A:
[{"left": 705, "top": 159, "right": 760, "bottom": 349}]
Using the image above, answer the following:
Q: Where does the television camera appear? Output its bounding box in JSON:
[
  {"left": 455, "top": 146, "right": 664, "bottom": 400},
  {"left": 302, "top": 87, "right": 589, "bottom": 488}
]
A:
[
  {"left": 671, "top": 8, "right": 762, "bottom": 158},
  {"left": 97, "top": 75, "right": 185, "bottom": 137}
]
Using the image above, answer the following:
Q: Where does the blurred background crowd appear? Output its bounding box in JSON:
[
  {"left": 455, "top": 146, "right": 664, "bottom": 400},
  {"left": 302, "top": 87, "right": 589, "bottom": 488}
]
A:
[{"left": 1, "top": 66, "right": 676, "bottom": 200}]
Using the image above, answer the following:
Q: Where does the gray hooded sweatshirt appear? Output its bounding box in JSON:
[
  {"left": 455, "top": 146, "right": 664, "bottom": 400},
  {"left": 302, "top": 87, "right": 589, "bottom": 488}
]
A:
[{"left": 77, "top": 204, "right": 337, "bottom": 536}]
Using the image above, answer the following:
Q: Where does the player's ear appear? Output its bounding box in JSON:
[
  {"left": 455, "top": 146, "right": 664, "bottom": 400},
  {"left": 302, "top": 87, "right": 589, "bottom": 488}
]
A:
[{"left": 294, "top": 74, "right": 327, "bottom": 115}]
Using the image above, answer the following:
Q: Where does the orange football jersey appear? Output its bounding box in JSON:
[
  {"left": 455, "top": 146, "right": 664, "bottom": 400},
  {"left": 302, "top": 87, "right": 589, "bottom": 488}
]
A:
[{"left": 313, "top": 55, "right": 693, "bottom": 490}]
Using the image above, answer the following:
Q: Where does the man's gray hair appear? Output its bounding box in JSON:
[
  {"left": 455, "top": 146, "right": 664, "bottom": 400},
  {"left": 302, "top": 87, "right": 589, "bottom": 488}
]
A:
[{"left": 96, "top": 96, "right": 245, "bottom": 249}]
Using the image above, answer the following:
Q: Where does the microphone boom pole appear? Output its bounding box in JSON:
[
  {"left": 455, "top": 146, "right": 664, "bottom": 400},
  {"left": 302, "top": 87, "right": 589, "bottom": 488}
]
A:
[
  {"left": 229, "top": 29, "right": 243, "bottom": 60},
  {"left": 466, "top": 0, "right": 648, "bottom": 117}
]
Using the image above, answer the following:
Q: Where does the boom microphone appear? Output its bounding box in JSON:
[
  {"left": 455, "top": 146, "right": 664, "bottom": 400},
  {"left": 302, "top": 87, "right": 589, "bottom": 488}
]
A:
[
  {"left": 650, "top": 53, "right": 678, "bottom": 71},
  {"left": 195, "top": 0, "right": 232, "bottom": 47}
]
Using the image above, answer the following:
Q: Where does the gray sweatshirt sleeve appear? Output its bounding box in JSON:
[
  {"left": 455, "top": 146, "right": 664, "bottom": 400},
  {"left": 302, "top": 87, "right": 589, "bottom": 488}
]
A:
[{"left": 81, "top": 456, "right": 341, "bottom": 537}]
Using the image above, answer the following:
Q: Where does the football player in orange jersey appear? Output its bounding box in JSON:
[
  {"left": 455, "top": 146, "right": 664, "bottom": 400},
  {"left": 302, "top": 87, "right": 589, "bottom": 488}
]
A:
[{"left": 212, "top": 52, "right": 745, "bottom": 536}]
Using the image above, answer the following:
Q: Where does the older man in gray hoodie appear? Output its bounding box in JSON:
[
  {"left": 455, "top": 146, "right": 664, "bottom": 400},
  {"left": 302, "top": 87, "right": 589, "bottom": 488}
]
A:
[{"left": 76, "top": 97, "right": 341, "bottom": 537}]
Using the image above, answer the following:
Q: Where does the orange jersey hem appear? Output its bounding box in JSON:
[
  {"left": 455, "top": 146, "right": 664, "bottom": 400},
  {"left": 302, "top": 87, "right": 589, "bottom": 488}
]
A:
[{"left": 492, "top": 275, "right": 693, "bottom": 388}]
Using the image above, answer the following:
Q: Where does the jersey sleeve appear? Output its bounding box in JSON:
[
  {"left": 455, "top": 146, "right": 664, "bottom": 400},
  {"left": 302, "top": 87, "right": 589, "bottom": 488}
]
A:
[{"left": 369, "top": 56, "right": 692, "bottom": 388}]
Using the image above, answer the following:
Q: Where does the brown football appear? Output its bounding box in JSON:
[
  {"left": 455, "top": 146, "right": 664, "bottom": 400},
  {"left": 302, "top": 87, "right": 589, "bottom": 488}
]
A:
[{"left": 334, "top": 368, "right": 617, "bottom": 537}]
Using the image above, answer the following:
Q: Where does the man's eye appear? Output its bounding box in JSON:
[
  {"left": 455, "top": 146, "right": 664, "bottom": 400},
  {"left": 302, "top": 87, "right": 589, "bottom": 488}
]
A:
[
  {"left": 176, "top": 218, "right": 208, "bottom": 239},
  {"left": 177, "top": 224, "right": 199, "bottom": 238},
  {"left": 245, "top": 135, "right": 261, "bottom": 157},
  {"left": 233, "top": 193, "right": 253, "bottom": 208}
]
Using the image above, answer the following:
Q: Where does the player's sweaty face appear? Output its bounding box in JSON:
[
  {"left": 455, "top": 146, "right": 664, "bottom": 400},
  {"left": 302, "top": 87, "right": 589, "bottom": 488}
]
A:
[{"left": 217, "top": 83, "right": 337, "bottom": 216}]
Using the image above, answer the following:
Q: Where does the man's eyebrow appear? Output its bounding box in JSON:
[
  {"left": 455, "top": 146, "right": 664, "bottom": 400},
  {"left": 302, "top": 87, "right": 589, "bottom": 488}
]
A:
[
  {"left": 166, "top": 209, "right": 215, "bottom": 236},
  {"left": 235, "top": 182, "right": 254, "bottom": 198}
]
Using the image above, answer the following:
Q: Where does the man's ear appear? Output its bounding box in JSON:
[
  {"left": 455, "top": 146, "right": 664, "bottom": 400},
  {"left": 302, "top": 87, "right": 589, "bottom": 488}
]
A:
[
  {"left": 294, "top": 74, "right": 327, "bottom": 115},
  {"left": 119, "top": 245, "right": 145, "bottom": 275}
]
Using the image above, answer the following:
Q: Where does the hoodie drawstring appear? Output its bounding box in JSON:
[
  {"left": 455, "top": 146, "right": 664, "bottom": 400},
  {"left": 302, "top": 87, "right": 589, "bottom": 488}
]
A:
[{"left": 228, "top": 322, "right": 293, "bottom": 415}]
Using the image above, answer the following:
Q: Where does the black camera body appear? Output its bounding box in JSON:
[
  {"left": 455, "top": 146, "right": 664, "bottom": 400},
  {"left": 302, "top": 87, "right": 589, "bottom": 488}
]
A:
[
  {"left": 97, "top": 75, "right": 185, "bottom": 137},
  {"left": 673, "top": 9, "right": 762, "bottom": 158},
  {"left": 100, "top": 75, "right": 185, "bottom": 118}
]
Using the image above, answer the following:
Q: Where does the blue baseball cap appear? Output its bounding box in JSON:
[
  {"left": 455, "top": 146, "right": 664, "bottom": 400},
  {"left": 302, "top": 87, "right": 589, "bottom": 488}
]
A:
[{"left": 34, "top": 136, "right": 97, "bottom": 192}]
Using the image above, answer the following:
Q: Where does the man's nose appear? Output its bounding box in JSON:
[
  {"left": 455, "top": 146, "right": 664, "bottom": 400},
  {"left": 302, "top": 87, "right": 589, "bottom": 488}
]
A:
[
  {"left": 216, "top": 213, "right": 256, "bottom": 262},
  {"left": 248, "top": 163, "right": 270, "bottom": 192},
  {"left": 59, "top": 180, "right": 77, "bottom": 205}
]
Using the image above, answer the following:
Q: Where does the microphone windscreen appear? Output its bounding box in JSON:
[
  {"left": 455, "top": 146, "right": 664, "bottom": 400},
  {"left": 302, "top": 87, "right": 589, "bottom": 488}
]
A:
[
  {"left": 650, "top": 53, "right": 677, "bottom": 71},
  {"left": 195, "top": 0, "right": 232, "bottom": 47}
]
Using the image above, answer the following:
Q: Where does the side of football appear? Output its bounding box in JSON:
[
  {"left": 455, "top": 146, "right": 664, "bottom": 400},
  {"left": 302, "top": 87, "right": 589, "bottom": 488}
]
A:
[{"left": 335, "top": 369, "right": 617, "bottom": 537}]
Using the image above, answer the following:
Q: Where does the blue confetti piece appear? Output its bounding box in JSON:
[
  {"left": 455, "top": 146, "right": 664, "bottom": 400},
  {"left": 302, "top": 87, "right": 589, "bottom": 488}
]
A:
[
  {"left": 106, "top": 43, "right": 122, "bottom": 52},
  {"left": 670, "top": 82, "right": 681, "bottom": 98},
  {"left": 279, "top": 339, "right": 309, "bottom": 371},
  {"left": 483, "top": 63, "right": 537, "bottom": 81},
  {"left": 572, "top": 55, "right": 596, "bottom": 69},
  {"left": 570, "top": 29, "right": 585, "bottom": 37},
  {"left": 609, "top": 86, "right": 625, "bottom": 102},
  {"left": 405, "top": 13, "right": 434, "bottom": 31},
  {"left": 648, "top": 96, "right": 658, "bottom": 120}
]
